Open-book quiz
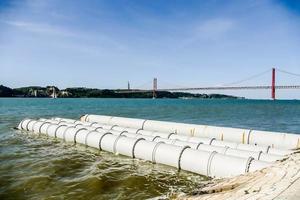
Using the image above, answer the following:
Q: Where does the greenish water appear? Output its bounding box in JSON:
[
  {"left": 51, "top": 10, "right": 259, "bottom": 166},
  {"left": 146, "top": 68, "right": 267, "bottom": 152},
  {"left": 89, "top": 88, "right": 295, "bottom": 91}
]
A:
[{"left": 1, "top": 98, "right": 300, "bottom": 199}]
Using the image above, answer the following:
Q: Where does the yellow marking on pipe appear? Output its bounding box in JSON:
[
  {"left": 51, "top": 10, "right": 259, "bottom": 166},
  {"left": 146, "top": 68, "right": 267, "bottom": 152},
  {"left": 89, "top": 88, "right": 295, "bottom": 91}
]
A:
[
  {"left": 221, "top": 133, "right": 224, "bottom": 141},
  {"left": 242, "top": 132, "right": 245, "bottom": 144},
  {"left": 190, "top": 128, "right": 195, "bottom": 137},
  {"left": 297, "top": 138, "right": 300, "bottom": 149}
]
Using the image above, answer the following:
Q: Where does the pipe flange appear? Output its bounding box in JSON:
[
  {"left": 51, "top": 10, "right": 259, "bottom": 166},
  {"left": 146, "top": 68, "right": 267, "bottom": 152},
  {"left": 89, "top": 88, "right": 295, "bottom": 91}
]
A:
[
  {"left": 113, "top": 135, "right": 125, "bottom": 154},
  {"left": 120, "top": 130, "right": 128, "bottom": 135},
  {"left": 90, "top": 122, "right": 98, "bottom": 126},
  {"left": 74, "top": 123, "right": 83, "bottom": 128},
  {"left": 207, "top": 151, "right": 218, "bottom": 177},
  {"left": 62, "top": 126, "right": 75, "bottom": 141},
  {"left": 167, "top": 132, "right": 175, "bottom": 139},
  {"left": 245, "top": 157, "right": 254, "bottom": 173},
  {"left": 152, "top": 136, "right": 160, "bottom": 141},
  {"left": 178, "top": 146, "right": 190, "bottom": 170},
  {"left": 195, "top": 142, "right": 203, "bottom": 149},
  {"left": 98, "top": 132, "right": 112, "bottom": 150},
  {"left": 132, "top": 138, "right": 145, "bottom": 158},
  {"left": 152, "top": 142, "right": 164, "bottom": 163},
  {"left": 223, "top": 146, "right": 230, "bottom": 155},
  {"left": 141, "top": 119, "right": 147, "bottom": 130},
  {"left": 135, "top": 128, "right": 143, "bottom": 134},
  {"left": 18, "top": 119, "right": 27, "bottom": 130},
  {"left": 266, "top": 145, "right": 271, "bottom": 153},
  {"left": 30, "top": 121, "right": 40, "bottom": 132},
  {"left": 94, "top": 127, "right": 103, "bottom": 132},
  {"left": 84, "top": 130, "right": 94, "bottom": 146},
  {"left": 53, "top": 124, "right": 67, "bottom": 138},
  {"left": 26, "top": 119, "right": 35, "bottom": 131},
  {"left": 110, "top": 125, "right": 118, "bottom": 130},
  {"left": 38, "top": 122, "right": 50, "bottom": 135},
  {"left": 45, "top": 123, "right": 55, "bottom": 137},
  {"left": 57, "top": 121, "right": 65, "bottom": 125},
  {"left": 74, "top": 128, "right": 87, "bottom": 143},
  {"left": 257, "top": 151, "right": 263, "bottom": 160},
  {"left": 247, "top": 129, "right": 252, "bottom": 144},
  {"left": 209, "top": 138, "right": 216, "bottom": 145}
]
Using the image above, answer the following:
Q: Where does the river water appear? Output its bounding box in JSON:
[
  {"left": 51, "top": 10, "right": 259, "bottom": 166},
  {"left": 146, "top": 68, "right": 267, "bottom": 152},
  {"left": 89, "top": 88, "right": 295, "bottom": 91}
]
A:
[{"left": 1, "top": 98, "right": 300, "bottom": 199}]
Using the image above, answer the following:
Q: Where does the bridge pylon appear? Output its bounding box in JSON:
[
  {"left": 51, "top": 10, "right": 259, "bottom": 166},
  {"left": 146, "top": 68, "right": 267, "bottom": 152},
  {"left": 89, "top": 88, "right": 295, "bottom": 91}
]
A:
[
  {"left": 272, "top": 68, "right": 276, "bottom": 100},
  {"left": 153, "top": 78, "right": 157, "bottom": 99}
]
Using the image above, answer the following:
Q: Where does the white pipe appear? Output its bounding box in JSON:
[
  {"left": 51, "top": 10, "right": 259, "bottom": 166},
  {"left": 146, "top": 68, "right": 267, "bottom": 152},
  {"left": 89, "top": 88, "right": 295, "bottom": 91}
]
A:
[
  {"left": 258, "top": 153, "right": 283, "bottom": 163},
  {"left": 81, "top": 114, "right": 300, "bottom": 150},
  {"left": 152, "top": 143, "right": 189, "bottom": 168},
  {"left": 51, "top": 118, "right": 289, "bottom": 159},
  {"left": 137, "top": 130, "right": 174, "bottom": 138},
  {"left": 39, "top": 118, "right": 60, "bottom": 124},
  {"left": 112, "top": 124, "right": 291, "bottom": 156},
  {"left": 211, "top": 140, "right": 239, "bottom": 149},
  {"left": 224, "top": 148, "right": 262, "bottom": 160},
  {"left": 110, "top": 117, "right": 146, "bottom": 129},
  {"left": 52, "top": 117, "right": 77, "bottom": 124},
  {"left": 236, "top": 143, "right": 270, "bottom": 153},
  {"left": 134, "top": 140, "right": 161, "bottom": 161},
  {"left": 46, "top": 124, "right": 64, "bottom": 138},
  {"left": 200, "top": 126, "right": 250, "bottom": 144},
  {"left": 49, "top": 118, "right": 289, "bottom": 159},
  {"left": 121, "top": 132, "right": 159, "bottom": 141},
  {"left": 248, "top": 130, "right": 300, "bottom": 149},
  {"left": 75, "top": 129, "right": 91, "bottom": 145},
  {"left": 83, "top": 115, "right": 113, "bottom": 124},
  {"left": 41, "top": 118, "right": 284, "bottom": 162},
  {"left": 207, "top": 153, "right": 253, "bottom": 178},
  {"left": 32, "top": 121, "right": 47, "bottom": 133},
  {"left": 170, "top": 134, "right": 215, "bottom": 145},
  {"left": 56, "top": 125, "right": 75, "bottom": 140},
  {"left": 180, "top": 148, "right": 213, "bottom": 175},
  {"left": 18, "top": 118, "right": 273, "bottom": 178},
  {"left": 114, "top": 136, "right": 144, "bottom": 157},
  {"left": 112, "top": 126, "right": 140, "bottom": 134},
  {"left": 86, "top": 131, "right": 110, "bottom": 149},
  {"left": 92, "top": 133, "right": 116, "bottom": 152}
]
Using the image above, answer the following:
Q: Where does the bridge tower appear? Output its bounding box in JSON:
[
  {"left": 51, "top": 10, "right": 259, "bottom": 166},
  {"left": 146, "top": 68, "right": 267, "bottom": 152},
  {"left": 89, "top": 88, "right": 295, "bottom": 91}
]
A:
[
  {"left": 153, "top": 78, "right": 157, "bottom": 99},
  {"left": 127, "top": 81, "right": 130, "bottom": 90},
  {"left": 272, "top": 68, "right": 276, "bottom": 100}
]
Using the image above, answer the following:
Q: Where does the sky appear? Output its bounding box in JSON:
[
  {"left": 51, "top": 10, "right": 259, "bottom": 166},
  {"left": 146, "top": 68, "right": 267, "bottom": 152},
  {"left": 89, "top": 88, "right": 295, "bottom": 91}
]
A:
[{"left": 0, "top": 0, "right": 300, "bottom": 99}]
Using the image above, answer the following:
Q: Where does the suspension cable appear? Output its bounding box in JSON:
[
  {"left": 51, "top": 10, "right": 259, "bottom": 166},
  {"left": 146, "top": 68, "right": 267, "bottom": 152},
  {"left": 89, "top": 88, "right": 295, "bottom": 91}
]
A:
[
  {"left": 221, "top": 68, "right": 272, "bottom": 86},
  {"left": 276, "top": 68, "right": 300, "bottom": 78}
]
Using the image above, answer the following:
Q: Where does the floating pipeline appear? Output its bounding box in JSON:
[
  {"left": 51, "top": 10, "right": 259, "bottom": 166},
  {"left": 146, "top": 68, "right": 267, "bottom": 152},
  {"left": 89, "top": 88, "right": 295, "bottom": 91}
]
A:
[
  {"left": 80, "top": 114, "right": 300, "bottom": 150},
  {"left": 17, "top": 118, "right": 276, "bottom": 178}
]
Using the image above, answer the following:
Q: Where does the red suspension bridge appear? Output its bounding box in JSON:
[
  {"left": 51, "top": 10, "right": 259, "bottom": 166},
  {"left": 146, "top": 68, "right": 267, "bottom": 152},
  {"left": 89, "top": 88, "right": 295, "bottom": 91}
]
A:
[{"left": 118, "top": 68, "right": 300, "bottom": 99}]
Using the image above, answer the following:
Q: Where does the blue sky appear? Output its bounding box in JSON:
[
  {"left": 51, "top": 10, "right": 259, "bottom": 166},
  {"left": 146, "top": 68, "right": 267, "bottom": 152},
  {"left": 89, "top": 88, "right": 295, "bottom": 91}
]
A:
[{"left": 1, "top": 0, "right": 300, "bottom": 99}]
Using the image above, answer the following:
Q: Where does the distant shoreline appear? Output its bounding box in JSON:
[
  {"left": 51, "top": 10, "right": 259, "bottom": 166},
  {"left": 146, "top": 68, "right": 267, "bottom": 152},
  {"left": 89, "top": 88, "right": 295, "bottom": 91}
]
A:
[{"left": 0, "top": 85, "right": 242, "bottom": 99}]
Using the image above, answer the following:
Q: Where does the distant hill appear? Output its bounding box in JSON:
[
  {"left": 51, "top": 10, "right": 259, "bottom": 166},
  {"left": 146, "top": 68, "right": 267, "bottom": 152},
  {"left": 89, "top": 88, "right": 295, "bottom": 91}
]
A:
[
  {"left": 0, "top": 85, "right": 13, "bottom": 97},
  {"left": 0, "top": 85, "right": 242, "bottom": 99}
]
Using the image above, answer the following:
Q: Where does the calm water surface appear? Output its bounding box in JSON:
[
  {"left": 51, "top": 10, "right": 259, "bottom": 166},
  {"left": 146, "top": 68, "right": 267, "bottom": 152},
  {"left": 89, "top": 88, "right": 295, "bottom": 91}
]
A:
[{"left": 1, "top": 98, "right": 300, "bottom": 199}]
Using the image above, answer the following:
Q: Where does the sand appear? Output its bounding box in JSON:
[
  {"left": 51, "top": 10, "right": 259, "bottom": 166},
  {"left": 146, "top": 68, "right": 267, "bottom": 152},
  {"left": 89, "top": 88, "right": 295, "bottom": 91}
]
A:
[{"left": 179, "top": 151, "right": 300, "bottom": 200}]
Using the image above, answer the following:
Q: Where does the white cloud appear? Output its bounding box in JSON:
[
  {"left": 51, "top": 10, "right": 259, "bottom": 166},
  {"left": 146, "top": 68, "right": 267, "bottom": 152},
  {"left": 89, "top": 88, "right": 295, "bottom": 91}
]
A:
[
  {"left": 176, "top": 18, "right": 235, "bottom": 49},
  {"left": 1, "top": 20, "right": 128, "bottom": 52},
  {"left": 196, "top": 18, "right": 234, "bottom": 39},
  {"left": 3, "top": 20, "right": 77, "bottom": 38}
]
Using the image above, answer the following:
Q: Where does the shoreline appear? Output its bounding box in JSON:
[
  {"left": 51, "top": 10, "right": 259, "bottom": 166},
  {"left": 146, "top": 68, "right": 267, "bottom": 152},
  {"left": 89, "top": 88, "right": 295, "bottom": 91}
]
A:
[{"left": 180, "top": 151, "right": 300, "bottom": 200}]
